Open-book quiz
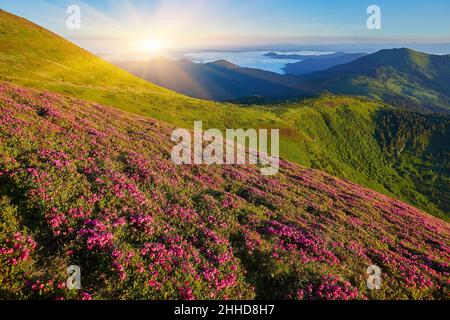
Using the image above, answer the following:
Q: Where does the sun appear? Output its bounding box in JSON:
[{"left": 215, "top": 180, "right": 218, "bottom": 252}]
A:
[{"left": 135, "top": 37, "right": 168, "bottom": 52}]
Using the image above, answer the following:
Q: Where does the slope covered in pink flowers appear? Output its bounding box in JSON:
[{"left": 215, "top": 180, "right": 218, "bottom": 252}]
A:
[{"left": 0, "top": 81, "right": 449, "bottom": 300}]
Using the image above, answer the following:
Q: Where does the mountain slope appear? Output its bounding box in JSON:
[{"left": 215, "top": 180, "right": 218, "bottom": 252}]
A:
[
  {"left": 277, "top": 99, "right": 450, "bottom": 220},
  {"left": 1, "top": 82, "right": 448, "bottom": 300},
  {"left": 302, "top": 48, "right": 450, "bottom": 113},
  {"left": 0, "top": 9, "right": 283, "bottom": 128},
  {"left": 284, "top": 53, "right": 367, "bottom": 75},
  {"left": 0, "top": 10, "right": 448, "bottom": 220},
  {"left": 114, "top": 58, "right": 311, "bottom": 102}
]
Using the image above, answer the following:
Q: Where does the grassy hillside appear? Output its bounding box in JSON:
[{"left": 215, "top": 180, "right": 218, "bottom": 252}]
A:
[
  {"left": 303, "top": 48, "right": 450, "bottom": 113},
  {"left": 275, "top": 98, "right": 449, "bottom": 220},
  {"left": 0, "top": 10, "right": 283, "bottom": 129},
  {"left": 0, "top": 10, "right": 448, "bottom": 220},
  {"left": 375, "top": 110, "right": 450, "bottom": 214},
  {"left": 0, "top": 82, "right": 448, "bottom": 300}
]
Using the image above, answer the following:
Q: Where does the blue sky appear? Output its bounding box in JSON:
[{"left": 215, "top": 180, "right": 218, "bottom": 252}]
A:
[{"left": 2, "top": 0, "right": 450, "bottom": 53}]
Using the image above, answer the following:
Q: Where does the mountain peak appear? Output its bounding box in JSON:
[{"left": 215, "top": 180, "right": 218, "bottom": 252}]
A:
[
  {"left": 207, "top": 59, "right": 240, "bottom": 69},
  {"left": 375, "top": 47, "right": 425, "bottom": 58}
]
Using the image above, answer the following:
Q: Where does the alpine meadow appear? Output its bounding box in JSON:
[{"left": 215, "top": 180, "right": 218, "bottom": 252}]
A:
[{"left": 0, "top": 1, "right": 449, "bottom": 303}]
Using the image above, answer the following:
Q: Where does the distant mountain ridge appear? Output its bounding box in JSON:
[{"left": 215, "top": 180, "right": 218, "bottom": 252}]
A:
[
  {"left": 284, "top": 53, "right": 367, "bottom": 75},
  {"left": 115, "top": 58, "right": 313, "bottom": 101},
  {"left": 301, "top": 48, "right": 450, "bottom": 113},
  {"left": 264, "top": 51, "right": 350, "bottom": 60},
  {"left": 115, "top": 48, "right": 450, "bottom": 112}
]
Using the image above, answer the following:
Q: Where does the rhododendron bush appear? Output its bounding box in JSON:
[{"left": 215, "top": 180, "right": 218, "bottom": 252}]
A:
[{"left": 0, "top": 82, "right": 448, "bottom": 300}]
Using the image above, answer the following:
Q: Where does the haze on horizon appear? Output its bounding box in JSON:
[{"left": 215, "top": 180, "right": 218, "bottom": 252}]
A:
[{"left": 1, "top": 0, "right": 450, "bottom": 56}]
